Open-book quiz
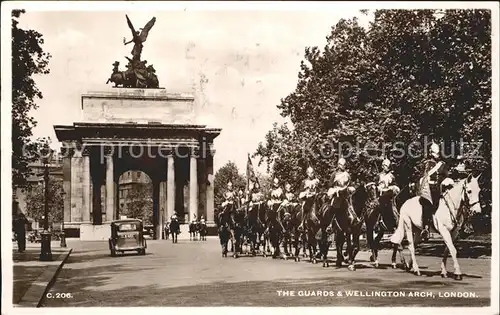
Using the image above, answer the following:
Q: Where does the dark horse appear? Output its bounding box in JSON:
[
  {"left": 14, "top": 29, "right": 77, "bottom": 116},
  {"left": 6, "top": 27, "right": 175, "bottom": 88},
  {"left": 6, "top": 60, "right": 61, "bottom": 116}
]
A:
[
  {"left": 281, "top": 202, "right": 301, "bottom": 260},
  {"left": 169, "top": 217, "right": 180, "bottom": 243},
  {"left": 331, "top": 186, "right": 365, "bottom": 271},
  {"left": 189, "top": 221, "right": 199, "bottom": 241},
  {"left": 301, "top": 193, "right": 327, "bottom": 263},
  {"left": 217, "top": 206, "right": 233, "bottom": 257},
  {"left": 267, "top": 202, "right": 286, "bottom": 259},
  {"left": 231, "top": 204, "right": 247, "bottom": 258},
  {"left": 198, "top": 221, "right": 208, "bottom": 241},
  {"left": 363, "top": 183, "right": 405, "bottom": 269},
  {"left": 246, "top": 201, "right": 264, "bottom": 256}
]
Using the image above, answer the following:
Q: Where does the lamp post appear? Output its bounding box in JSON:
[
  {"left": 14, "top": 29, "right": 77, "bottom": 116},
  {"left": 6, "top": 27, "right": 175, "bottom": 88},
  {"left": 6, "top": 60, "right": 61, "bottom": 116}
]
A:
[
  {"left": 40, "top": 153, "right": 53, "bottom": 261},
  {"left": 60, "top": 190, "right": 67, "bottom": 247}
]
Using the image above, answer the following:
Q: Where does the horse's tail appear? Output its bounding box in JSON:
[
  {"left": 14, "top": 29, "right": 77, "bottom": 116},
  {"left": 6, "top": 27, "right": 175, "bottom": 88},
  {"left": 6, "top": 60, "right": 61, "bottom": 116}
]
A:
[{"left": 390, "top": 208, "right": 405, "bottom": 244}]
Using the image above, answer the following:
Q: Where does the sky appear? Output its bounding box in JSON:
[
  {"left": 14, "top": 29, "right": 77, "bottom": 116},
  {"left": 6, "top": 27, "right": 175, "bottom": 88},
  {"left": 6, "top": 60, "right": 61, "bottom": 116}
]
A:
[{"left": 17, "top": 6, "right": 373, "bottom": 173}]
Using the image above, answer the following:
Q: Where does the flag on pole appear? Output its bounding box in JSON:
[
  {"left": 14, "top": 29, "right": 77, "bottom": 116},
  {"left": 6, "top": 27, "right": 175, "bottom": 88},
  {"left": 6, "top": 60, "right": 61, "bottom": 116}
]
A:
[{"left": 246, "top": 153, "right": 258, "bottom": 191}]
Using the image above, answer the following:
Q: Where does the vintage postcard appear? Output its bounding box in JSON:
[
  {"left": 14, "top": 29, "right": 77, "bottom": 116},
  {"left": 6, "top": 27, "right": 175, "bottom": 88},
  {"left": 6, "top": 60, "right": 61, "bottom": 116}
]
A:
[{"left": 1, "top": 1, "right": 498, "bottom": 315}]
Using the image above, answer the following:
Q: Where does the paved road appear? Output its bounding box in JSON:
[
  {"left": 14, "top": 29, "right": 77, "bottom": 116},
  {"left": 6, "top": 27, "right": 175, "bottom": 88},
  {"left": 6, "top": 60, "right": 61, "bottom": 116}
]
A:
[{"left": 42, "top": 238, "right": 491, "bottom": 307}]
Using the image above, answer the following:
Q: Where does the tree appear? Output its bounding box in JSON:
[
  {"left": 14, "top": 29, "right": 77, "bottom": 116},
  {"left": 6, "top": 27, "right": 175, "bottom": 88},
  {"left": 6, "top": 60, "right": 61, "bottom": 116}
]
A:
[
  {"left": 214, "top": 161, "right": 246, "bottom": 206},
  {"left": 255, "top": 9, "right": 491, "bottom": 209},
  {"left": 25, "top": 177, "right": 64, "bottom": 224},
  {"left": 12, "top": 9, "right": 51, "bottom": 189},
  {"left": 125, "top": 183, "right": 153, "bottom": 224}
]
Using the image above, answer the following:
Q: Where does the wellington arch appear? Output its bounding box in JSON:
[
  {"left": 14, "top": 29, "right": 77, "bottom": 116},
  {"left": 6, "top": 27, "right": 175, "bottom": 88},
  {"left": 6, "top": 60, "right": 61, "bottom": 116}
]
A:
[{"left": 54, "top": 89, "right": 221, "bottom": 240}]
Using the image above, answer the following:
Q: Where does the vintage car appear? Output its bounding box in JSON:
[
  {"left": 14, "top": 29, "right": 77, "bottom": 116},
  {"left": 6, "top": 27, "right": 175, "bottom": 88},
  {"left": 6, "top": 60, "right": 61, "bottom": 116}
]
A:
[{"left": 108, "top": 219, "right": 147, "bottom": 256}]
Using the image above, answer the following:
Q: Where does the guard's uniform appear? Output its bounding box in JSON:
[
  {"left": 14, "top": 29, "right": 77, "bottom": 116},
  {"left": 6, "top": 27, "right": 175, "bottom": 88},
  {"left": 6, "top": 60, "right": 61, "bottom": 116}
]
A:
[
  {"left": 222, "top": 189, "right": 237, "bottom": 211},
  {"left": 378, "top": 170, "right": 399, "bottom": 212},
  {"left": 419, "top": 157, "right": 448, "bottom": 229},
  {"left": 299, "top": 177, "right": 320, "bottom": 226}
]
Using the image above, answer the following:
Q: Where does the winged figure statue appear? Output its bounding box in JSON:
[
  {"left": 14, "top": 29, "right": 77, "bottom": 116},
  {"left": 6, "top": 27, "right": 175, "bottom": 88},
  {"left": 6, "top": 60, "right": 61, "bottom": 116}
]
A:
[{"left": 123, "top": 15, "right": 156, "bottom": 61}]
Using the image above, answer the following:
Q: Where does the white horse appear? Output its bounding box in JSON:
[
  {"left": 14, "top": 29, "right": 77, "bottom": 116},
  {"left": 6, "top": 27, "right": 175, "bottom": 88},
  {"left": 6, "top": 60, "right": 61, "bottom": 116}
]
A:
[{"left": 390, "top": 174, "right": 482, "bottom": 280}]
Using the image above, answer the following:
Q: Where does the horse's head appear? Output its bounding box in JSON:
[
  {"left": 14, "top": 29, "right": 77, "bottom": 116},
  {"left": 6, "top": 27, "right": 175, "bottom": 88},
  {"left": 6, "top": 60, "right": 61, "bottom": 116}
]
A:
[{"left": 465, "top": 173, "right": 482, "bottom": 213}]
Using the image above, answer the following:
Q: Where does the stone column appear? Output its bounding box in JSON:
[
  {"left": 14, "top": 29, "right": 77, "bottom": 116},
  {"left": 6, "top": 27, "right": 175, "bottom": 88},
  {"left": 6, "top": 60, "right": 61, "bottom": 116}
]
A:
[
  {"left": 105, "top": 154, "right": 115, "bottom": 222},
  {"left": 153, "top": 181, "right": 160, "bottom": 240},
  {"left": 82, "top": 151, "right": 91, "bottom": 223},
  {"left": 61, "top": 147, "right": 72, "bottom": 223},
  {"left": 206, "top": 147, "right": 215, "bottom": 225},
  {"left": 189, "top": 148, "right": 198, "bottom": 222},
  {"left": 159, "top": 181, "right": 167, "bottom": 239},
  {"left": 70, "top": 149, "right": 83, "bottom": 222},
  {"left": 166, "top": 151, "right": 175, "bottom": 220}
]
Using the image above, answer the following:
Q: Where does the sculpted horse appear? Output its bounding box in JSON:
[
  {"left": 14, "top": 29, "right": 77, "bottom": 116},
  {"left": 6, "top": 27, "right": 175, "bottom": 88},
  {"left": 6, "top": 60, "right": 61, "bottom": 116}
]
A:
[
  {"left": 390, "top": 174, "right": 482, "bottom": 280},
  {"left": 331, "top": 186, "right": 365, "bottom": 271},
  {"left": 363, "top": 182, "right": 405, "bottom": 269},
  {"left": 106, "top": 61, "right": 134, "bottom": 88}
]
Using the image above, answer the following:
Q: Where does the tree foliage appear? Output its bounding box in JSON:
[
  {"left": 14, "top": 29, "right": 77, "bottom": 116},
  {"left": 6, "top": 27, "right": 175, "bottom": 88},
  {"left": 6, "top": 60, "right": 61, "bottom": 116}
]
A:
[
  {"left": 125, "top": 183, "right": 154, "bottom": 224},
  {"left": 25, "top": 177, "right": 64, "bottom": 224},
  {"left": 214, "top": 161, "right": 246, "bottom": 206},
  {"left": 255, "top": 9, "right": 491, "bottom": 209},
  {"left": 12, "top": 9, "right": 51, "bottom": 189}
]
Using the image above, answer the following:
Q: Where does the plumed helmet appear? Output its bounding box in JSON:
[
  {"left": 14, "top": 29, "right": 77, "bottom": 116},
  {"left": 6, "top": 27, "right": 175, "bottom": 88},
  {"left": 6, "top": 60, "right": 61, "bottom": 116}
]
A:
[
  {"left": 306, "top": 166, "right": 314, "bottom": 175},
  {"left": 285, "top": 183, "right": 292, "bottom": 190},
  {"left": 227, "top": 181, "right": 233, "bottom": 188},
  {"left": 430, "top": 143, "right": 440, "bottom": 156},
  {"left": 382, "top": 159, "right": 391, "bottom": 168},
  {"left": 273, "top": 177, "right": 279, "bottom": 185},
  {"left": 338, "top": 158, "right": 346, "bottom": 166}
]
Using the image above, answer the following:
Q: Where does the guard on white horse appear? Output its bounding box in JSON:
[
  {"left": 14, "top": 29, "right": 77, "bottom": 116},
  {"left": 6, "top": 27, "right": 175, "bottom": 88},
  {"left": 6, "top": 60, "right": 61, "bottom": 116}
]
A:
[
  {"left": 390, "top": 169, "right": 482, "bottom": 280},
  {"left": 419, "top": 142, "right": 449, "bottom": 241}
]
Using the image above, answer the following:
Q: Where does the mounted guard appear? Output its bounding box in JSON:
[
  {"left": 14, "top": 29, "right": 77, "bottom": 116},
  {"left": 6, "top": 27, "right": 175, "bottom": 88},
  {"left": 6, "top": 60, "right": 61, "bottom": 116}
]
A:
[
  {"left": 283, "top": 183, "right": 299, "bottom": 216},
  {"left": 327, "top": 157, "right": 360, "bottom": 225},
  {"left": 377, "top": 158, "right": 401, "bottom": 228},
  {"left": 221, "top": 181, "right": 237, "bottom": 214},
  {"left": 419, "top": 142, "right": 449, "bottom": 241},
  {"left": 267, "top": 177, "right": 285, "bottom": 220},
  {"left": 298, "top": 166, "right": 321, "bottom": 229}
]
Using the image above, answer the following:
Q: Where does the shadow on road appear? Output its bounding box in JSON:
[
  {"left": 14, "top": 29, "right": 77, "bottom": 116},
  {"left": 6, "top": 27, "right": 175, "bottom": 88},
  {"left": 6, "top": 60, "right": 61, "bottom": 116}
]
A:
[{"left": 13, "top": 265, "right": 47, "bottom": 304}]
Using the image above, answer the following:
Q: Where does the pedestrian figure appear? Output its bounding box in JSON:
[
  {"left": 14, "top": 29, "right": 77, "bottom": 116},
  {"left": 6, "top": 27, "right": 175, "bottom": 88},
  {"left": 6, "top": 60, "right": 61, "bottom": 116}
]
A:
[{"left": 13, "top": 202, "right": 28, "bottom": 253}]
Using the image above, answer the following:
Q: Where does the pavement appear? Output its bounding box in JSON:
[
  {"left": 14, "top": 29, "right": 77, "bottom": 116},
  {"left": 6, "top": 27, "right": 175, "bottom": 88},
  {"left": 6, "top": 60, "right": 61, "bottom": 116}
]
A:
[
  {"left": 12, "top": 241, "right": 73, "bottom": 307},
  {"left": 40, "top": 237, "right": 491, "bottom": 307}
]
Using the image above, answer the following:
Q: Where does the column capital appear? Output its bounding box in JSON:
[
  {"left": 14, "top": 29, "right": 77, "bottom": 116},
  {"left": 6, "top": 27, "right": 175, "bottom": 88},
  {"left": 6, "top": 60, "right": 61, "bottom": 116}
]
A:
[
  {"left": 82, "top": 146, "right": 92, "bottom": 156},
  {"left": 60, "top": 147, "right": 75, "bottom": 157},
  {"left": 103, "top": 146, "right": 114, "bottom": 157},
  {"left": 189, "top": 147, "right": 200, "bottom": 157},
  {"left": 160, "top": 147, "right": 175, "bottom": 157}
]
